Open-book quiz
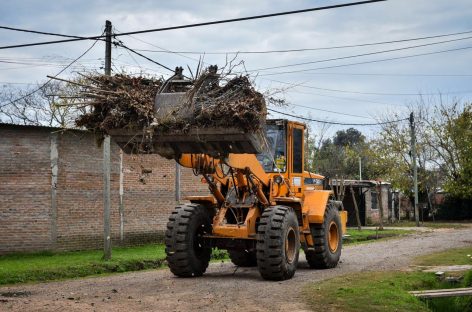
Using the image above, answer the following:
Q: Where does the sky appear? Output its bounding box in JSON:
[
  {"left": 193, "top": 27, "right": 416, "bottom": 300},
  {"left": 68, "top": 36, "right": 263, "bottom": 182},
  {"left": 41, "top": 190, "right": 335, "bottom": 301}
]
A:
[{"left": 1, "top": 0, "right": 471, "bottom": 137}]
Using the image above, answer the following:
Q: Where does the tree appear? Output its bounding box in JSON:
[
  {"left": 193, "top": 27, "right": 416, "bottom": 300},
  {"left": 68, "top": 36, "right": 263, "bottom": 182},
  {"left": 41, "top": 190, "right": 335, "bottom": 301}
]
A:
[
  {"left": 441, "top": 104, "right": 472, "bottom": 199},
  {"left": 0, "top": 80, "right": 84, "bottom": 127},
  {"left": 312, "top": 128, "right": 375, "bottom": 179}
]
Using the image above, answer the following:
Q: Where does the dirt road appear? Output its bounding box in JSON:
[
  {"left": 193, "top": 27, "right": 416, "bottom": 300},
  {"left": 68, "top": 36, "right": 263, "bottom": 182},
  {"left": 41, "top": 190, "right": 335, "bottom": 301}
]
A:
[{"left": 1, "top": 226, "right": 471, "bottom": 312}]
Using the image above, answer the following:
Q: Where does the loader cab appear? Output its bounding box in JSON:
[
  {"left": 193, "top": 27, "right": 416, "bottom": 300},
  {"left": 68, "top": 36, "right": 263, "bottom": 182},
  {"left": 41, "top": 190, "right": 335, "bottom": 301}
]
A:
[{"left": 257, "top": 119, "right": 306, "bottom": 196}]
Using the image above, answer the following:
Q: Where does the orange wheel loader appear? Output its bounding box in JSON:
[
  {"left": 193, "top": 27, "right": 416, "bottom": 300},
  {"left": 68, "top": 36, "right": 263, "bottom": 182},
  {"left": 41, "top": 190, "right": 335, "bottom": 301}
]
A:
[{"left": 110, "top": 77, "right": 347, "bottom": 281}]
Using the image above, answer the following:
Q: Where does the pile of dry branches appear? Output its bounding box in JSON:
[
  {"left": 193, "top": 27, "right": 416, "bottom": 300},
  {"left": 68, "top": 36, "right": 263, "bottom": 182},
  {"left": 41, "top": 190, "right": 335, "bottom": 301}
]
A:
[
  {"left": 67, "top": 70, "right": 266, "bottom": 134},
  {"left": 74, "top": 74, "right": 163, "bottom": 131},
  {"left": 184, "top": 74, "right": 266, "bottom": 131}
]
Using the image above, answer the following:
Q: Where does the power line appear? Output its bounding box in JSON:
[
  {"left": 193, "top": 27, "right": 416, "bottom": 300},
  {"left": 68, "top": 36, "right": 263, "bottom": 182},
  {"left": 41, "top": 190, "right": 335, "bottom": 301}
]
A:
[
  {"left": 287, "top": 103, "right": 374, "bottom": 119},
  {"left": 0, "top": 0, "right": 386, "bottom": 50},
  {"left": 260, "top": 45, "right": 472, "bottom": 76},
  {"left": 267, "top": 78, "right": 472, "bottom": 96},
  {"left": 114, "top": 29, "right": 203, "bottom": 64},
  {"left": 0, "top": 25, "right": 106, "bottom": 41},
  {"left": 0, "top": 34, "right": 103, "bottom": 108},
  {"left": 268, "top": 108, "right": 407, "bottom": 126},
  {"left": 248, "top": 35, "right": 472, "bottom": 73},
  {"left": 114, "top": 41, "right": 176, "bottom": 74},
  {"left": 132, "top": 29, "right": 472, "bottom": 55},
  {"left": 285, "top": 72, "right": 472, "bottom": 77}
]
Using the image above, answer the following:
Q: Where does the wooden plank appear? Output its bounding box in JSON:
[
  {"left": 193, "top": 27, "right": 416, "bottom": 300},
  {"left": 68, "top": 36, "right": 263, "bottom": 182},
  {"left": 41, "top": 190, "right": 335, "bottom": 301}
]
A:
[{"left": 409, "top": 287, "right": 472, "bottom": 298}]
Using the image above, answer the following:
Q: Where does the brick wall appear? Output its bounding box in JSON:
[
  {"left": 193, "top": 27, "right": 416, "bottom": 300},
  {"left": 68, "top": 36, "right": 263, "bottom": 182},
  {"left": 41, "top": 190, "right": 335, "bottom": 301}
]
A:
[{"left": 0, "top": 124, "right": 208, "bottom": 254}]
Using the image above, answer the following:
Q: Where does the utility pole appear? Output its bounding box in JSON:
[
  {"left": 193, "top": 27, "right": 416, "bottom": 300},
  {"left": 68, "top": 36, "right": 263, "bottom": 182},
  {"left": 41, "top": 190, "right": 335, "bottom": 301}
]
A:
[
  {"left": 103, "top": 20, "right": 112, "bottom": 260},
  {"left": 409, "top": 112, "right": 419, "bottom": 227},
  {"left": 358, "top": 156, "right": 362, "bottom": 180}
]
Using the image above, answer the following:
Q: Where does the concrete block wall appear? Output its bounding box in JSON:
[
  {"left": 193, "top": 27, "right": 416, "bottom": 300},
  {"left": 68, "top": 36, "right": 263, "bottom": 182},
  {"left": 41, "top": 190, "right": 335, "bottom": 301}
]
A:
[
  {"left": 364, "top": 185, "right": 390, "bottom": 224},
  {"left": 0, "top": 125, "right": 208, "bottom": 254}
]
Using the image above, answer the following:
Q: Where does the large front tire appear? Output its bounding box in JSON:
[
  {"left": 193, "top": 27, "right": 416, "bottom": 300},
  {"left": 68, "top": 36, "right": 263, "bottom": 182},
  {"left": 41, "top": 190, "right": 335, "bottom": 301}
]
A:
[
  {"left": 165, "top": 204, "right": 213, "bottom": 277},
  {"left": 256, "top": 206, "right": 300, "bottom": 281},
  {"left": 305, "top": 202, "right": 342, "bottom": 269}
]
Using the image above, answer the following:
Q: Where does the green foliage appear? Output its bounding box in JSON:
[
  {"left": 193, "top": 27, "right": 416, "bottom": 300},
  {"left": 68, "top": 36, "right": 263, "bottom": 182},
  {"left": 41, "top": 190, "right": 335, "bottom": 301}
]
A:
[
  {"left": 413, "top": 247, "right": 472, "bottom": 266},
  {"left": 304, "top": 271, "right": 433, "bottom": 312},
  {"left": 311, "top": 128, "right": 376, "bottom": 179},
  {"left": 344, "top": 229, "right": 412, "bottom": 245},
  {"left": 0, "top": 244, "right": 228, "bottom": 285},
  {"left": 0, "top": 244, "right": 167, "bottom": 285},
  {"left": 442, "top": 106, "right": 472, "bottom": 199}
]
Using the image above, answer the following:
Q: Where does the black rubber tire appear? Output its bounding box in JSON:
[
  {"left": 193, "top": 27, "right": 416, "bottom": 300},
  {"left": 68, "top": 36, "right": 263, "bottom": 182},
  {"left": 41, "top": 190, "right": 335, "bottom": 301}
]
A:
[
  {"left": 165, "top": 204, "right": 213, "bottom": 277},
  {"left": 256, "top": 205, "right": 300, "bottom": 281},
  {"left": 228, "top": 249, "right": 257, "bottom": 267},
  {"left": 305, "top": 202, "right": 342, "bottom": 269}
]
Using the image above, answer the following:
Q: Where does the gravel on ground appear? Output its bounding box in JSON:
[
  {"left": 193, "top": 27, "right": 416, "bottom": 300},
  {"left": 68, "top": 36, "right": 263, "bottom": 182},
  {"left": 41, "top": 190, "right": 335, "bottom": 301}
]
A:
[{"left": 1, "top": 226, "right": 471, "bottom": 312}]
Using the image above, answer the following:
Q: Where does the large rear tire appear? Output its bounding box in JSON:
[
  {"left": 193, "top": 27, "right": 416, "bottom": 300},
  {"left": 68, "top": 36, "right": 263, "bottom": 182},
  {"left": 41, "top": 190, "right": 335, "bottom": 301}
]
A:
[
  {"left": 305, "top": 202, "right": 342, "bottom": 269},
  {"left": 228, "top": 249, "right": 257, "bottom": 267},
  {"left": 256, "top": 205, "right": 300, "bottom": 281},
  {"left": 165, "top": 204, "right": 213, "bottom": 277}
]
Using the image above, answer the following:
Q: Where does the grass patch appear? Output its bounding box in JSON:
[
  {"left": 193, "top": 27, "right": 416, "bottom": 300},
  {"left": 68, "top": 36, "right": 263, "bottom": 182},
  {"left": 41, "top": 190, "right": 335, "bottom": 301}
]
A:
[
  {"left": 304, "top": 247, "right": 472, "bottom": 312},
  {"left": 344, "top": 229, "right": 412, "bottom": 245},
  {"left": 0, "top": 244, "right": 228, "bottom": 285},
  {"left": 414, "top": 247, "right": 472, "bottom": 266},
  {"left": 304, "top": 271, "right": 472, "bottom": 312},
  {"left": 387, "top": 221, "right": 467, "bottom": 229},
  {"left": 304, "top": 271, "right": 435, "bottom": 312}
]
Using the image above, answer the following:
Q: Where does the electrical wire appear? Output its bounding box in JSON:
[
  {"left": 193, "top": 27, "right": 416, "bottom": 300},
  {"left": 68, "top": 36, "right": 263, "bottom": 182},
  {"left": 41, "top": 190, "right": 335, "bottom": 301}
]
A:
[
  {"left": 248, "top": 35, "right": 472, "bottom": 73},
  {"left": 132, "top": 29, "right": 472, "bottom": 55},
  {"left": 267, "top": 108, "right": 407, "bottom": 126},
  {"left": 260, "top": 45, "right": 472, "bottom": 76},
  {"left": 287, "top": 103, "right": 374, "bottom": 119},
  {"left": 284, "top": 72, "right": 472, "bottom": 77},
  {"left": 0, "top": 0, "right": 386, "bottom": 50},
  {"left": 266, "top": 78, "right": 472, "bottom": 96},
  {"left": 114, "top": 29, "right": 203, "bottom": 64},
  {"left": 0, "top": 33, "right": 103, "bottom": 108},
  {"left": 114, "top": 41, "right": 177, "bottom": 75}
]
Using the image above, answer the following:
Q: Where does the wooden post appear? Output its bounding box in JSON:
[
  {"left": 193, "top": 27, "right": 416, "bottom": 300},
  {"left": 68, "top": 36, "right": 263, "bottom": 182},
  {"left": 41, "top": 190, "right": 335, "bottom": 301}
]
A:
[
  {"left": 377, "top": 182, "right": 384, "bottom": 230},
  {"left": 350, "top": 185, "right": 362, "bottom": 231},
  {"left": 409, "top": 112, "right": 420, "bottom": 227}
]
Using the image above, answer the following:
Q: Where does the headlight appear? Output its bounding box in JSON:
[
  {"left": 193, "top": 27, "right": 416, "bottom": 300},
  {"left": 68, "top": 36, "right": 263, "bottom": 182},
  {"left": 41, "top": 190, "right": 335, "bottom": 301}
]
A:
[{"left": 274, "top": 175, "right": 283, "bottom": 184}]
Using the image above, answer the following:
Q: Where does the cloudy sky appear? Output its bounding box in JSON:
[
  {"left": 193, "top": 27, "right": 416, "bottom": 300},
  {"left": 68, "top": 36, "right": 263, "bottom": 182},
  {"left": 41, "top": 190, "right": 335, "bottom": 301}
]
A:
[{"left": 1, "top": 0, "right": 471, "bottom": 135}]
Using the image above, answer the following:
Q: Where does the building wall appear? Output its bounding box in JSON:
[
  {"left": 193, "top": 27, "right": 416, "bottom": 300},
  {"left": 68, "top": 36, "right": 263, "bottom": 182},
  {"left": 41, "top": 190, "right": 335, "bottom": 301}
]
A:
[
  {"left": 0, "top": 127, "right": 54, "bottom": 253},
  {"left": 364, "top": 185, "right": 390, "bottom": 224},
  {"left": 0, "top": 125, "right": 208, "bottom": 254}
]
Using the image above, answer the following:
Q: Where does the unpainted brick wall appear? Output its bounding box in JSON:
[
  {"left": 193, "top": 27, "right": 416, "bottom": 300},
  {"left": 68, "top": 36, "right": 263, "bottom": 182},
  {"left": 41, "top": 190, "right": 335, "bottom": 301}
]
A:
[{"left": 0, "top": 125, "right": 208, "bottom": 254}]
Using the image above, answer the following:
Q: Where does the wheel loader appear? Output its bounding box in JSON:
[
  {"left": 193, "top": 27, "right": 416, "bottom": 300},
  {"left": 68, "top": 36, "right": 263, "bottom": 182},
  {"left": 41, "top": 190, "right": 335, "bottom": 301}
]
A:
[{"left": 110, "top": 72, "right": 347, "bottom": 281}]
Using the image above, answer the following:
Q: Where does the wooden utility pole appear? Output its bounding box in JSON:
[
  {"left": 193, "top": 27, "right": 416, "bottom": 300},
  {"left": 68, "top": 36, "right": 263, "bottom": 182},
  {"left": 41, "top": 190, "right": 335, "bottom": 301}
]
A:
[
  {"left": 377, "top": 182, "right": 384, "bottom": 230},
  {"left": 350, "top": 185, "right": 362, "bottom": 231},
  {"left": 409, "top": 112, "right": 420, "bottom": 227},
  {"left": 103, "top": 20, "right": 112, "bottom": 260}
]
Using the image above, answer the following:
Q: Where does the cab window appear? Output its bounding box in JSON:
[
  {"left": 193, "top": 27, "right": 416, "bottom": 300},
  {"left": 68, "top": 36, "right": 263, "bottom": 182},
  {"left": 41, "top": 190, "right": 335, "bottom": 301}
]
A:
[{"left": 257, "top": 124, "right": 286, "bottom": 172}]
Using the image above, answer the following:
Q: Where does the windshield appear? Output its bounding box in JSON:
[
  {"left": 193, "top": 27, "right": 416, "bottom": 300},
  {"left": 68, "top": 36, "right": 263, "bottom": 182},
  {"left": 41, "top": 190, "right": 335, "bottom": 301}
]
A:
[{"left": 257, "top": 124, "right": 286, "bottom": 172}]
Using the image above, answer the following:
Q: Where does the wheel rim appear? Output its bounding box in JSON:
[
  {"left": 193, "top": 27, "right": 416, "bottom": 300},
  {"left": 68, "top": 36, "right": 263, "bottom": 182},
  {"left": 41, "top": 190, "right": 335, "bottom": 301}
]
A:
[
  {"left": 328, "top": 221, "right": 339, "bottom": 253},
  {"left": 285, "top": 227, "right": 297, "bottom": 264}
]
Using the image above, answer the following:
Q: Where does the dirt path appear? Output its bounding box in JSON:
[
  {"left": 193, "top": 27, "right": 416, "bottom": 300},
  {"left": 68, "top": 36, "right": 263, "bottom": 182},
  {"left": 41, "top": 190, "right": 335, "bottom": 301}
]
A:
[{"left": 1, "top": 226, "right": 471, "bottom": 312}]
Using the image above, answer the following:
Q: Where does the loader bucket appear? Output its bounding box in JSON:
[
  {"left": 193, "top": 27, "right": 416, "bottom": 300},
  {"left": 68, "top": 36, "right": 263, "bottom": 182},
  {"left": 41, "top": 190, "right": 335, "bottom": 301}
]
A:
[{"left": 109, "top": 92, "right": 266, "bottom": 158}]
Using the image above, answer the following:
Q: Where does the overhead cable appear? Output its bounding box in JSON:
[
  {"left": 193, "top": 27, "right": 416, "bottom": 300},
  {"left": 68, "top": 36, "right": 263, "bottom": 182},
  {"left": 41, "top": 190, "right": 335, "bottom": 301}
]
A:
[
  {"left": 0, "top": 34, "right": 102, "bottom": 108},
  {"left": 132, "top": 29, "right": 472, "bottom": 55},
  {"left": 267, "top": 108, "right": 407, "bottom": 126},
  {"left": 0, "top": 1, "right": 386, "bottom": 50},
  {"left": 260, "top": 45, "right": 472, "bottom": 76},
  {"left": 248, "top": 35, "right": 472, "bottom": 72}
]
